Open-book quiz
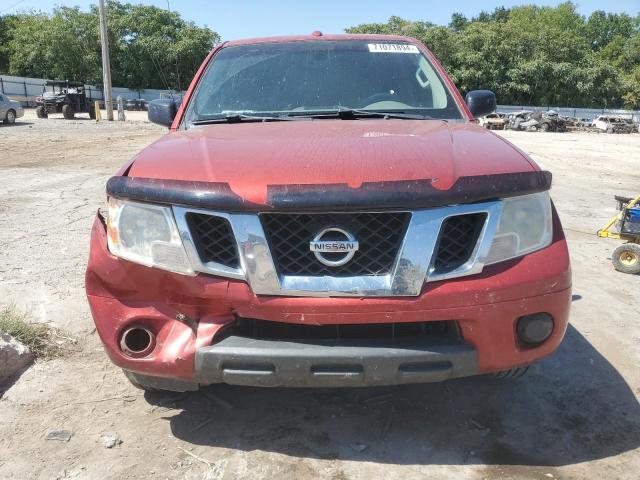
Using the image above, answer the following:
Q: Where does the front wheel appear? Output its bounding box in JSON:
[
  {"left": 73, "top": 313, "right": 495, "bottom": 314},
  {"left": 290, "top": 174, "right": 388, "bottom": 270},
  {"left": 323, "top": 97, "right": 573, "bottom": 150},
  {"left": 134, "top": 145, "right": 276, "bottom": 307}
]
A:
[
  {"left": 36, "top": 106, "right": 48, "bottom": 118},
  {"left": 540, "top": 122, "right": 550, "bottom": 132},
  {"left": 3, "top": 109, "right": 16, "bottom": 124},
  {"left": 612, "top": 243, "right": 640, "bottom": 274},
  {"left": 62, "top": 104, "right": 75, "bottom": 120},
  {"left": 122, "top": 370, "right": 158, "bottom": 392}
]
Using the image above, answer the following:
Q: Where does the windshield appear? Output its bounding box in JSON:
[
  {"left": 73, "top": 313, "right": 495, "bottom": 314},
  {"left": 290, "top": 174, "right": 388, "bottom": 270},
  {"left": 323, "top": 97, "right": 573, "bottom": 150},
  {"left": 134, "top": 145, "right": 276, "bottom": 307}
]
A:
[{"left": 183, "top": 40, "right": 463, "bottom": 125}]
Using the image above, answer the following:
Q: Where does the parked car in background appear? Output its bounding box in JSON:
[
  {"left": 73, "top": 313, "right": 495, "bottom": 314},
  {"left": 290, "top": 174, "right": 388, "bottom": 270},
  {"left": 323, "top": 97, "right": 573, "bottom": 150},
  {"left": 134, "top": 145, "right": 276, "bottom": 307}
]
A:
[
  {"left": 479, "top": 112, "right": 505, "bottom": 130},
  {"left": 592, "top": 115, "right": 628, "bottom": 134},
  {"left": 0, "top": 93, "right": 24, "bottom": 124}
]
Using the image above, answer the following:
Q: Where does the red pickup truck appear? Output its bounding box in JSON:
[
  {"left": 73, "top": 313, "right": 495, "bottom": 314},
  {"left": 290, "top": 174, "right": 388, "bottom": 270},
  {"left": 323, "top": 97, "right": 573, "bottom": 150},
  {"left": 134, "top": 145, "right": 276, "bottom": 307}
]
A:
[{"left": 86, "top": 34, "right": 571, "bottom": 392}]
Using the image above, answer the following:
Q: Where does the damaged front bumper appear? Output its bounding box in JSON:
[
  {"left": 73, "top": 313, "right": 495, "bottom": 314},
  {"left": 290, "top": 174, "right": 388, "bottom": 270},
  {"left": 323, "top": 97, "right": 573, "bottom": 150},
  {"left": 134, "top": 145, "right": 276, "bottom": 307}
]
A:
[{"left": 86, "top": 207, "right": 571, "bottom": 390}]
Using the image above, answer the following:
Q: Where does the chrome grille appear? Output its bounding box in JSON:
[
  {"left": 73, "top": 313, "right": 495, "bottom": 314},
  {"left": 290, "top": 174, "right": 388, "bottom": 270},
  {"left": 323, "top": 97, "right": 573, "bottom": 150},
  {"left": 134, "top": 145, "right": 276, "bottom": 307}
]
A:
[
  {"left": 260, "top": 212, "right": 411, "bottom": 276},
  {"left": 186, "top": 213, "right": 240, "bottom": 268},
  {"left": 433, "top": 213, "right": 487, "bottom": 274}
]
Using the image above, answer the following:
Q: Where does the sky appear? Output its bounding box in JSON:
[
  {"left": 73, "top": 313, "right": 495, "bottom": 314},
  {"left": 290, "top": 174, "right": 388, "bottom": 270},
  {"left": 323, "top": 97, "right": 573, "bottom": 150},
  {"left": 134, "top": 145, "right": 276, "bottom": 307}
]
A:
[{"left": 1, "top": 0, "right": 639, "bottom": 40}]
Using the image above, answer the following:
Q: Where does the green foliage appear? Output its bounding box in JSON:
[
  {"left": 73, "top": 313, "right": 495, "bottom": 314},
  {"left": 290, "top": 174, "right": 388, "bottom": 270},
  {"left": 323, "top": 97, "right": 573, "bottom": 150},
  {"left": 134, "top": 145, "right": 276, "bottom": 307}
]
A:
[
  {"left": 0, "top": 1, "right": 218, "bottom": 90},
  {"left": 346, "top": 3, "right": 640, "bottom": 108},
  {"left": 0, "top": 306, "right": 64, "bottom": 360}
]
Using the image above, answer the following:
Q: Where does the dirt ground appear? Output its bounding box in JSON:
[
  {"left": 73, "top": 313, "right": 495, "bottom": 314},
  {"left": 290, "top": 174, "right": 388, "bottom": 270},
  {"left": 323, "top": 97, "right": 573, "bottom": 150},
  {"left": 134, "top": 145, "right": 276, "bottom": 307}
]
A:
[{"left": 0, "top": 110, "right": 639, "bottom": 480}]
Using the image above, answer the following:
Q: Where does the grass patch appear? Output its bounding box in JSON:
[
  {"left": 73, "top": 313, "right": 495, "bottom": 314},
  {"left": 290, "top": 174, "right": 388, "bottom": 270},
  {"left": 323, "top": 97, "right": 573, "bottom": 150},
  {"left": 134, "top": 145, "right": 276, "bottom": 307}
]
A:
[{"left": 0, "top": 306, "right": 66, "bottom": 360}]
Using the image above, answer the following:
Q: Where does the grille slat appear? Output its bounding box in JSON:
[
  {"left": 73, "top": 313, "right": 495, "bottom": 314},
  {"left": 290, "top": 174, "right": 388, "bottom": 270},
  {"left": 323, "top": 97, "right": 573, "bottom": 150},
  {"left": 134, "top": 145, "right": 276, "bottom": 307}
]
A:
[
  {"left": 260, "top": 212, "right": 411, "bottom": 276},
  {"left": 186, "top": 213, "right": 240, "bottom": 268},
  {"left": 225, "top": 317, "right": 461, "bottom": 343},
  {"left": 433, "top": 213, "right": 486, "bottom": 274}
]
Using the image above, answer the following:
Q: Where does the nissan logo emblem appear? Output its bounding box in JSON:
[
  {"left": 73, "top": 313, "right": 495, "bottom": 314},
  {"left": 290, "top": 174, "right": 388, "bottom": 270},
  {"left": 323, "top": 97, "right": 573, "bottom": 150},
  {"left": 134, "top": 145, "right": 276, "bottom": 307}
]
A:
[{"left": 309, "top": 227, "right": 359, "bottom": 267}]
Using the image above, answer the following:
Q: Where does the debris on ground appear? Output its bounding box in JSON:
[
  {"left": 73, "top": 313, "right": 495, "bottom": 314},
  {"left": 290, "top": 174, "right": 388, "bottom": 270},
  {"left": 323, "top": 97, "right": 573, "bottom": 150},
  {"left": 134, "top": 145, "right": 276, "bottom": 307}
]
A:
[
  {"left": 0, "top": 331, "right": 33, "bottom": 383},
  {"left": 45, "top": 430, "right": 73, "bottom": 442},
  {"left": 101, "top": 433, "right": 123, "bottom": 448}
]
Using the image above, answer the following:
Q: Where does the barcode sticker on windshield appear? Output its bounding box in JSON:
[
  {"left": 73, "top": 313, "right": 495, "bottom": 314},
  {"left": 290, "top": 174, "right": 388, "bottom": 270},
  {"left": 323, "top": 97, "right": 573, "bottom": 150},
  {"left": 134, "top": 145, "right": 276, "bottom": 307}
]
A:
[{"left": 368, "top": 43, "right": 419, "bottom": 53}]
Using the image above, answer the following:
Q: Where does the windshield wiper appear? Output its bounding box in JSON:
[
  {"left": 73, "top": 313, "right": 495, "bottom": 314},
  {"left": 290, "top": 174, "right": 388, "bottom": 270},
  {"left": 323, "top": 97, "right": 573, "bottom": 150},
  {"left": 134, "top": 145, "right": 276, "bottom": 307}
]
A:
[
  {"left": 288, "top": 108, "right": 430, "bottom": 120},
  {"left": 191, "top": 113, "right": 298, "bottom": 125}
]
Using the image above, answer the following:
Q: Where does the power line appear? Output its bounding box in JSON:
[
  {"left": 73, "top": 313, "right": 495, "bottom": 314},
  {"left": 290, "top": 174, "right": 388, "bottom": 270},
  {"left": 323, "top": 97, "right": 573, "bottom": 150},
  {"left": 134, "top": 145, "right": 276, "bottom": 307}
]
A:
[{"left": 0, "top": 0, "right": 25, "bottom": 14}]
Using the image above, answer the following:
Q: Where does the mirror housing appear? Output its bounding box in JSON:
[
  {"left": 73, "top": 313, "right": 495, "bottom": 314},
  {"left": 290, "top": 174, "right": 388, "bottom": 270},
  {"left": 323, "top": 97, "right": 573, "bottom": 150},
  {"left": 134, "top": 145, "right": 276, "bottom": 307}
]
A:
[
  {"left": 465, "top": 90, "right": 497, "bottom": 118},
  {"left": 148, "top": 99, "right": 177, "bottom": 127}
]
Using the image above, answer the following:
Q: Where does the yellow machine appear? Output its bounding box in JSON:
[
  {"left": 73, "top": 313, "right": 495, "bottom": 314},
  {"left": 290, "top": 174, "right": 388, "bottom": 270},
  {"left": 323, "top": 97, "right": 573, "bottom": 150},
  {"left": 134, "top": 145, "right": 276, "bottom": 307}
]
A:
[{"left": 597, "top": 195, "right": 640, "bottom": 274}]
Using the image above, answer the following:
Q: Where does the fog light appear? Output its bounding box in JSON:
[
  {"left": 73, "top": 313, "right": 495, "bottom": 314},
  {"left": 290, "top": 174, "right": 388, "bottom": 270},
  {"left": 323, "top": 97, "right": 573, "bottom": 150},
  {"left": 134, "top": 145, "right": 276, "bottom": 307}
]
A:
[
  {"left": 120, "top": 326, "right": 156, "bottom": 358},
  {"left": 516, "top": 313, "right": 553, "bottom": 345}
]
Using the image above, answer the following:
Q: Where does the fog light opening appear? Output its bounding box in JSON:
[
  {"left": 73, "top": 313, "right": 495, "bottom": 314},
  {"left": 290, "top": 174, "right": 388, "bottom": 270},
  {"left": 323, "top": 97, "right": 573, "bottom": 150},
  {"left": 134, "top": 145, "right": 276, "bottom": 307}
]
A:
[
  {"left": 120, "top": 326, "right": 156, "bottom": 358},
  {"left": 517, "top": 313, "right": 554, "bottom": 346}
]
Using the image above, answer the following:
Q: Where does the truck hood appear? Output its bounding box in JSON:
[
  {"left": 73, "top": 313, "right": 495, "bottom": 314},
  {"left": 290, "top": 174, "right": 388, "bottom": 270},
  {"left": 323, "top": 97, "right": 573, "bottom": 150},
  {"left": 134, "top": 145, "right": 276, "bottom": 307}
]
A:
[{"left": 126, "top": 119, "right": 536, "bottom": 205}]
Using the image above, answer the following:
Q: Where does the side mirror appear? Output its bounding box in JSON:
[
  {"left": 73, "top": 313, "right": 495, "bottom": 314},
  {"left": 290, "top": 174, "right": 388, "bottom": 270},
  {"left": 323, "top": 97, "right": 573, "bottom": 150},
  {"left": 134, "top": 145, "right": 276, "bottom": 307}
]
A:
[
  {"left": 148, "top": 99, "right": 177, "bottom": 127},
  {"left": 465, "top": 90, "right": 496, "bottom": 118}
]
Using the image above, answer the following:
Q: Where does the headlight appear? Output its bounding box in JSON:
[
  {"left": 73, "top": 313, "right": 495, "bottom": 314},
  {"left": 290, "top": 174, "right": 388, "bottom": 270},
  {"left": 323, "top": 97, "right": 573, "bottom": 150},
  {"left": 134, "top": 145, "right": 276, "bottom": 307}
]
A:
[
  {"left": 106, "top": 198, "right": 194, "bottom": 275},
  {"left": 485, "top": 191, "right": 553, "bottom": 265}
]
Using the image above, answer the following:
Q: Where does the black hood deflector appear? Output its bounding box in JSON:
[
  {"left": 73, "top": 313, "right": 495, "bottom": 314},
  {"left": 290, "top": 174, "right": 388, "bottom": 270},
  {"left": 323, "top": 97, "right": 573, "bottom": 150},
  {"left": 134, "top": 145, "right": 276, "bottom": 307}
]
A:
[{"left": 106, "top": 171, "right": 552, "bottom": 212}]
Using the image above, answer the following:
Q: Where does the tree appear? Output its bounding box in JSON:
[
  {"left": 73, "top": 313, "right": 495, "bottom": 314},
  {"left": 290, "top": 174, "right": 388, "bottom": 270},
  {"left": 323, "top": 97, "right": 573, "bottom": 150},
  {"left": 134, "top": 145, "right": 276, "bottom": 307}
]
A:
[
  {"left": 0, "top": 15, "right": 17, "bottom": 74},
  {"left": 100, "top": 1, "right": 219, "bottom": 91},
  {"left": 449, "top": 13, "right": 468, "bottom": 32},
  {"left": 585, "top": 11, "right": 635, "bottom": 50},
  {"left": 1, "top": 1, "right": 218, "bottom": 90},
  {"left": 346, "top": 2, "right": 634, "bottom": 108},
  {"left": 622, "top": 65, "right": 640, "bottom": 108}
]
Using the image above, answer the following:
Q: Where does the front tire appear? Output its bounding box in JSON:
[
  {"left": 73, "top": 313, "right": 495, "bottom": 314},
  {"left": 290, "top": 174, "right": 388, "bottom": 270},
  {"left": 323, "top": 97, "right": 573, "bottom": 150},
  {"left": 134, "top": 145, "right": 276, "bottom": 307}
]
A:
[
  {"left": 36, "top": 106, "right": 48, "bottom": 118},
  {"left": 62, "top": 104, "right": 75, "bottom": 120},
  {"left": 122, "top": 370, "right": 158, "bottom": 392},
  {"left": 540, "top": 122, "right": 549, "bottom": 132},
  {"left": 612, "top": 243, "right": 640, "bottom": 274},
  {"left": 3, "top": 109, "right": 16, "bottom": 124}
]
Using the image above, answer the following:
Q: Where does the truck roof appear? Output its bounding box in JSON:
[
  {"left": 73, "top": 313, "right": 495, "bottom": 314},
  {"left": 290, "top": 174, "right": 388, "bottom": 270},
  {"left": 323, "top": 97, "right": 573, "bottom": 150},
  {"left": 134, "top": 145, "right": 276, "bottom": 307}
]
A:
[{"left": 223, "top": 33, "right": 421, "bottom": 47}]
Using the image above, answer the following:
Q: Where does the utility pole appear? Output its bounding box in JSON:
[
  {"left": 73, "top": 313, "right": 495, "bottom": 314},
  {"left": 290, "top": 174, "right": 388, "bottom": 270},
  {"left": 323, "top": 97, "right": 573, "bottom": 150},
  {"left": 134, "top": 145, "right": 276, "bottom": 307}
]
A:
[{"left": 98, "top": 0, "right": 113, "bottom": 121}]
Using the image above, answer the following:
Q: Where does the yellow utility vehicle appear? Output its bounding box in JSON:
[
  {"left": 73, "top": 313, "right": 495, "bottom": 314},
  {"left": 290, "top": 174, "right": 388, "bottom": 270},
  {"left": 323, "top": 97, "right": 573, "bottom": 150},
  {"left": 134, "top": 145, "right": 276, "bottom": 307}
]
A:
[{"left": 597, "top": 195, "right": 640, "bottom": 274}]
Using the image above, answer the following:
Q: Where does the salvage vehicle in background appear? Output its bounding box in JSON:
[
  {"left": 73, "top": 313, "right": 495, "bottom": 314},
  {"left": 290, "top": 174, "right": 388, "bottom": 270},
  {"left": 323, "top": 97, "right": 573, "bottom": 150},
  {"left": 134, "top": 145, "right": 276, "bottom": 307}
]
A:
[
  {"left": 505, "top": 110, "right": 534, "bottom": 130},
  {"left": 478, "top": 112, "right": 505, "bottom": 130},
  {"left": 0, "top": 93, "right": 24, "bottom": 124},
  {"left": 506, "top": 110, "right": 566, "bottom": 132},
  {"left": 35, "top": 80, "right": 96, "bottom": 120},
  {"left": 592, "top": 115, "right": 628, "bottom": 134},
  {"left": 86, "top": 34, "right": 571, "bottom": 392},
  {"left": 533, "top": 111, "right": 567, "bottom": 132},
  {"left": 621, "top": 118, "right": 639, "bottom": 133}
]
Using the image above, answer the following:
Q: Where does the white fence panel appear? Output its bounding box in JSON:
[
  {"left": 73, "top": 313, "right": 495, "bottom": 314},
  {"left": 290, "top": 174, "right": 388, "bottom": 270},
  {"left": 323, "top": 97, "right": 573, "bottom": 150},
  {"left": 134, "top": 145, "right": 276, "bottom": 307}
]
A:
[{"left": 0, "top": 74, "right": 177, "bottom": 106}]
